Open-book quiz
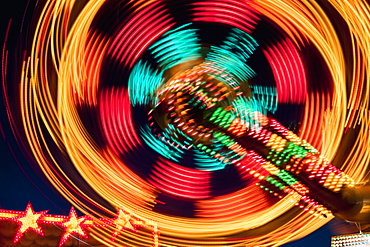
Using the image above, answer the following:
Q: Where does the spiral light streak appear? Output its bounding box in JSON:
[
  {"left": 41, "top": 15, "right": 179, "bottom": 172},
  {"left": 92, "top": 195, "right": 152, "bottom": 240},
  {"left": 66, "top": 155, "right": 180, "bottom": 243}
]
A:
[
  {"left": 190, "top": 0, "right": 259, "bottom": 34},
  {"left": 100, "top": 88, "right": 142, "bottom": 154},
  {"left": 263, "top": 38, "right": 307, "bottom": 104},
  {"left": 2, "top": 0, "right": 370, "bottom": 246}
]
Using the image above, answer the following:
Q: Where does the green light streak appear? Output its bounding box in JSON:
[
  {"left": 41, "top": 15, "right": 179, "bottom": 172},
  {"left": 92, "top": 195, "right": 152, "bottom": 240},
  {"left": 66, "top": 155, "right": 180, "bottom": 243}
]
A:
[
  {"left": 232, "top": 96, "right": 266, "bottom": 129},
  {"left": 265, "top": 176, "right": 286, "bottom": 190},
  {"left": 276, "top": 170, "right": 298, "bottom": 186},
  {"left": 250, "top": 85, "right": 278, "bottom": 113},
  {"left": 267, "top": 142, "right": 309, "bottom": 166},
  {"left": 150, "top": 23, "right": 201, "bottom": 70},
  {"left": 205, "top": 28, "right": 258, "bottom": 82},
  {"left": 193, "top": 149, "right": 227, "bottom": 171},
  {"left": 128, "top": 60, "right": 163, "bottom": 106},
  {"left": 140, "top": 125, "right": 183, "bottom": 162}
]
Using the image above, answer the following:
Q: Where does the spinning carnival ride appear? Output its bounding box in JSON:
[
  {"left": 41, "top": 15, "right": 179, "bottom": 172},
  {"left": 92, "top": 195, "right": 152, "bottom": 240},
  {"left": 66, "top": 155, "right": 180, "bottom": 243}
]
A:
[{"left": 2, "top": 0, "right": 370, "bottom": 246}]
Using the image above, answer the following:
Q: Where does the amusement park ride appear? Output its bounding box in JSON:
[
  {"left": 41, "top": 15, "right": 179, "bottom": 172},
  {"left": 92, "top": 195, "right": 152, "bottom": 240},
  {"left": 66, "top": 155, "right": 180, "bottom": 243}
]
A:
[{"left": 1, "top": 0, "right": 370, "bottom": 246}]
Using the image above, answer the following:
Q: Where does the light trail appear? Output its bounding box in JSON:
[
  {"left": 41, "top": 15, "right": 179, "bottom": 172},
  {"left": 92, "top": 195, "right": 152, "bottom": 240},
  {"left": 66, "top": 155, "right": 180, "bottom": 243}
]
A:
[{"left": 2, "top": 0, "right": 370, "bottom": 246}]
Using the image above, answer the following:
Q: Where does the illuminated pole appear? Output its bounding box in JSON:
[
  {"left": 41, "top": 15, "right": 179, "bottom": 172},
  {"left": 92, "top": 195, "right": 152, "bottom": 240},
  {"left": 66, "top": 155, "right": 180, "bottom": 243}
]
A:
[{"left": 152, "top": 62, "right": 370, "bottom": 223}]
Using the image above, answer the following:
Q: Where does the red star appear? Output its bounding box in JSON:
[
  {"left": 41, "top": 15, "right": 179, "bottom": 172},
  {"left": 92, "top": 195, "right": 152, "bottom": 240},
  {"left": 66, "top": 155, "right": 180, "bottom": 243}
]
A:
[
  {"left": 111, "top": 208, "right": 138, "bottom": 241},
  {"left": 58, "top": 207, "right": 90, "bottom": 247},
  {"left": 13, "top": 202, "right": 47, "bottom": 243}
]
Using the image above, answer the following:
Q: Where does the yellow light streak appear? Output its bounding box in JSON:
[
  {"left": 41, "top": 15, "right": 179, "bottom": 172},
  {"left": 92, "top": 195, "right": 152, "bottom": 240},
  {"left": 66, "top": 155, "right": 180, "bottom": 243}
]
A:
[{"left": 12, "top": 0, "right": 370, "bottom": 246}]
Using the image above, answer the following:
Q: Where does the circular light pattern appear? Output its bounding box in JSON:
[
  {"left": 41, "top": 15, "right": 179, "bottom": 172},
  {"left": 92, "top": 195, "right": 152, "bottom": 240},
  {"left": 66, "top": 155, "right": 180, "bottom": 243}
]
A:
[{"left": 3, "top": 0, "right": 370, "bottom": 246}]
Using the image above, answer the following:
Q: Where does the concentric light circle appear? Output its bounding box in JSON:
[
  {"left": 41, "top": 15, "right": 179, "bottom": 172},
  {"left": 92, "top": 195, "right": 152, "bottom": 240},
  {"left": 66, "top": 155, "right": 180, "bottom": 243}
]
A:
[{"left": 3, "top": 0, "right": 370, "bottom": 246}]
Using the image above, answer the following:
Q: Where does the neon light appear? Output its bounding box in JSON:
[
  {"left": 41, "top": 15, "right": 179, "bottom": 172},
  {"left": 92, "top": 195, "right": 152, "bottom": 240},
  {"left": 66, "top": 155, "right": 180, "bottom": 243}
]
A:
[
  {"left": 3, "top": 0, "right": 370, "bottom": 246},
  {"left": 59, "top": 207, "right": 91, "bottom": 247},
  {"left": 129, "top": 60, "right": 163, "bottom": 106},
  {"left": 150, "top": 23, "right": 201, "bottom": 70},
  {"left": 0, "top": 203, "right": 159, "bottom": 247},
  {"left": 12, "top": 203, "right": 46, "bottom": 243}
]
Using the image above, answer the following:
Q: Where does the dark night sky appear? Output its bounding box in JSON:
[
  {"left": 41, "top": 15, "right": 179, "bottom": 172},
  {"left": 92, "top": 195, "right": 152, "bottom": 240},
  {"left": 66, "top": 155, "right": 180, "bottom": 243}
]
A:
[{"left": 0, "top": 1, "right": 361, "bottom": 246}]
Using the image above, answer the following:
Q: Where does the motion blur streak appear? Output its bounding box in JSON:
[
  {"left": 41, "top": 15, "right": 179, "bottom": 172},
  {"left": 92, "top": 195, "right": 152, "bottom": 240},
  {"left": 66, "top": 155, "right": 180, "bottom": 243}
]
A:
[{"left": 2, "top": 0, "right": 369, "bottom": 246}]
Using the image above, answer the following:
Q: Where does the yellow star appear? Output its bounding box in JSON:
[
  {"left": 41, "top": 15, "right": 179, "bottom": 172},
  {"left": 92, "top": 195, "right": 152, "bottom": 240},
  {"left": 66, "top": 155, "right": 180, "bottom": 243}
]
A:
[
  {"left": 111, "top": 208, "right": 137, "bottom": 240},
  {"left": 13, "top": 203, "right": 46, "bottom": 243},
  {"left": 59, "top": 207, "right": 89, "bottom": 247}
]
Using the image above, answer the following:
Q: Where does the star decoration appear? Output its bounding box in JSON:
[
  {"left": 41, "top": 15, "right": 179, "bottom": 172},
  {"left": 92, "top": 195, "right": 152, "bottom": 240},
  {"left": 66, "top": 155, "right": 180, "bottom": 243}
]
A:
[
  {"left": 13, "top": 202, "right": 47, "bottom": 243},
  {"left": 111, "top": 208, "right": 138, "bottom": 240},
  {"left": 0, "top": 203, "right": 159, "bottom": 246},
  {"left": 59, "top": 207, "right": 90, "bottom": 247}
]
